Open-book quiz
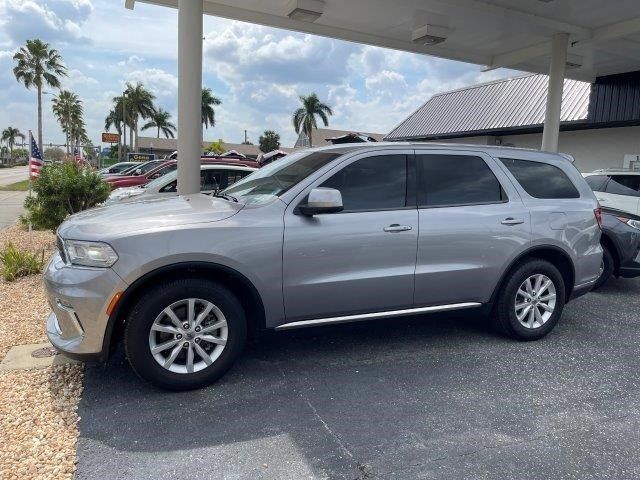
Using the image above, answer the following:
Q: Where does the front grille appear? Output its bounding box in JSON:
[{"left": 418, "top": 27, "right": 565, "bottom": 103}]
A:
[{"left": 56, "top": 236, "right": 68, "bottom": 264}]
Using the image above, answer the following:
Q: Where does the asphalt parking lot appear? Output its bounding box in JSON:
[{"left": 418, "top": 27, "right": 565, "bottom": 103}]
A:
[{"left": 77, "top": 277, "right": 640, "bottom": 480}]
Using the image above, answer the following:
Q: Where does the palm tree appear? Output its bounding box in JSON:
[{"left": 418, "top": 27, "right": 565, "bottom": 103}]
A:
[
  {"left": 1, "top": 127, "right": 25, "bottom": 157},
  {"left": 12, "top": 39, "right": 67, "bottom": 152},
  {"left": 142, "top": 108, "right": 176, "bottom": 138},
  {"left": 292, "top": 93, "right": 333, "bottom": 147},
  {"left": 51, "top": 90, "right": 82, "bottom": 154},
  {"left": 202, "top": 88, "right": 222, "bottom": 129},
  {"left": 124, "top": 82, "right": 156, "bottom": 151}
]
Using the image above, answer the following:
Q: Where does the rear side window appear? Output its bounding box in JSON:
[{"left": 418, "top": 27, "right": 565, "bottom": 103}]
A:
[
  {"left": 417, "top": 154, "right": 505, "bottom": 207},
  {"left": 320, "top": 155, "right": 407, "bottom": 211},
  {"left": 585, "top": 175, "right": 609, "bottom": 191},
  {"left": 606, "top": 175, "right": 640, "bottom": 197},
  {"left": 499, "top": 158, "right": 579, "bottom": 199}
]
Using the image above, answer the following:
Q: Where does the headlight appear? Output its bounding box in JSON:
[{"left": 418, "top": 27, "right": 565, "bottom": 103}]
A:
[
  {"left": 617, "top": 216, "right": 640, "bottom": 231},
  {"left": 63, "top": 240, "right": 118, "bottom": 267}
]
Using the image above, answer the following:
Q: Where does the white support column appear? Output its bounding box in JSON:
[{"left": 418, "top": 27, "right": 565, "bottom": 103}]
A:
[
  {"left": 177, "top": 0, "right": 203, "bottom": 195},
  {"left": 541, "top": 32, "right": 569, "bottom": 152}
]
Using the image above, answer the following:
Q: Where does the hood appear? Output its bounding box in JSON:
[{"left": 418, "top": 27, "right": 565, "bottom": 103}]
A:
[{"left": 58, "top": 194, "right": 244, "bottom": 239}]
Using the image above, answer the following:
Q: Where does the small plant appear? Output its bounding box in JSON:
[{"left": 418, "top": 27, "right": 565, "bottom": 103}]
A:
[
  {"left": 0, "top": 243, "right": 46, "bottom": 281},
  {"left": 22, "top": 161, "right": 111, "bottom": 231}
]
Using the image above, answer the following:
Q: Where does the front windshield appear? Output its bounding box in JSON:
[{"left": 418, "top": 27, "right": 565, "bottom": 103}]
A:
[
  {"left": 222, "top": 150, "right": 341, "bottom": 203},
  {"left": 145, "top": 169, "right": 177, "bottom": 189}
]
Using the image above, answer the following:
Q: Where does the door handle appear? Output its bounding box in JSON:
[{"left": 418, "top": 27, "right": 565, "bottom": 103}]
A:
[
  {"left": 501, "top": 217, "right": 525, "bottom": 225},
  {"left": 384, "top": 224, "right": 412, "bottom": 232}
]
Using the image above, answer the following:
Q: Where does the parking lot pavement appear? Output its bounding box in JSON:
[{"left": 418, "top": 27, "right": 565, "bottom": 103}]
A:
[
  {"left": 0, "top": 191, "right": 28, "bottom": 229},
  {"left": 77, "top": 278, "right": 640, "bottom": 480}
]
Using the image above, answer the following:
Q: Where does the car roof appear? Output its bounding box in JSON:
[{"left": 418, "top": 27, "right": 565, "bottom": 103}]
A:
[
  {"left": 201, "top": 164, "right": 256, "bottom": 171},
  {"left": 585, "top": 170, "right": 640, "bottom": 175}
]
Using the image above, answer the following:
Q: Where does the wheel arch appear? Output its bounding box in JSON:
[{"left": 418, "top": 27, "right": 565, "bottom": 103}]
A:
[
  {"left": 490, "top": 245, "right": 576, "bottom": 306},
  {"left": 103, "top": 261, "right": 266, "bottom": 359},
  {"left": 599, "top": 233, "right": 620, "bottom": 275}
]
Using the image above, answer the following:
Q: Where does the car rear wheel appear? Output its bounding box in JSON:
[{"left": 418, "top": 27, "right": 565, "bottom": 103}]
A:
[
  {"left": 593, "top": 245, "right": 614, "bottom": 290},
  {"left": 124, "top": 278, "right": 246, "bottom": 391},
  {"left": 493, "top": 259, "right": 565, "bottom": 341}
]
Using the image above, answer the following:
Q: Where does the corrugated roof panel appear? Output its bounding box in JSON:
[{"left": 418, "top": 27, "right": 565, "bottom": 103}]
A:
[{"left": 386, "top": 73, "right": 591, "bottom": 140}]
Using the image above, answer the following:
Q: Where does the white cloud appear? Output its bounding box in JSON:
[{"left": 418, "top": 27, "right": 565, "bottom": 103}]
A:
[{"left": 125, "top": 68, "right": 178, "bottom": 98}]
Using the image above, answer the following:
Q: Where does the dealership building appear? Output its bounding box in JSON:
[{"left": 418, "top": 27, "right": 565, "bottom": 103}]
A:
[{"left": 386, "top": 71, "right": 640, "bottom": 172}]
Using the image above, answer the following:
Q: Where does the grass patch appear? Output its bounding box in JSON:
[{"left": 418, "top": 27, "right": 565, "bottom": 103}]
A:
[
  {"left": 0, "top": 179, "right": 30, "bottom": 191},
  {"left": 0, "top": 243, "right": 46, "bottom": 281}
]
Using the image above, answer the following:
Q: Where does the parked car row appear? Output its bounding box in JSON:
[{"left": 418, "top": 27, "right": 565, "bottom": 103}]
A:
[{"left": 46, "top": 143, "right": 602, "bottom": 390}]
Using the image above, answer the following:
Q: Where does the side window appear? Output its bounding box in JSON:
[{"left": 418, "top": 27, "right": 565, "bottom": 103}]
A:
[
  {"left": 417, "top": 154, "right": 505, "bottom": 207},
  {"left": 499, "top": 158, "right": 579, "bottom": 199},
  {"left": 201, "top": 170, "right": 223, "bottom": 191},
  {"left": 584, "top": 175, "right": 609, "bottom": 192},
  {"left": 606, "top": 176, "right": 640, "bottom": 197},
  {"left": 160, "top": 180, "right": 177, "bottom": 193},
  {"left": 320, "top": 155, "right": 407, "bottom": 212}
]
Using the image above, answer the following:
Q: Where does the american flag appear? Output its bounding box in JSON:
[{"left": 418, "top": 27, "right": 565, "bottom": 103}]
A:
[
  {"left": 29, "top": 131, "right": 43, "bottom": 179},
  {"left": 74, "top": 146, "right": 89, "bottom": 167}
]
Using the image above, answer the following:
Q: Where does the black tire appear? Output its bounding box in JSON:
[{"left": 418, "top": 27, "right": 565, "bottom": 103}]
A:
[
  {"left": 592, "top": 245, "right": 614, "bottom": 290},
  {"left": 493, "top": 259, "right": 565, "bottom": 341},
  {"left": 124, "top": 278, "right": 246, "bottom": 391}
]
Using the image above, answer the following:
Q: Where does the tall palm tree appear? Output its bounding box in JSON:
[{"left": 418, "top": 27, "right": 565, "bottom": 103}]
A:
[
  {"left": 142, "top": 108, "right": 176, "bottom": 138},
  {"left": 1, "top": 127, "right": 25, "bottom": 157},
  {"left": 123, "top": 82, "right": 156, "bottom": 151},
  {"left": 12, "top": 39, "right": 67, "bottom": 152},
  {"left": 51, "top": 90, "right": 82, "bottom": 154},
  {"left": 292, "top": 93, "right": 333, "bottom": 147},
  {"left": 202, "top": 88, "right": 222, "bottom": 129}
]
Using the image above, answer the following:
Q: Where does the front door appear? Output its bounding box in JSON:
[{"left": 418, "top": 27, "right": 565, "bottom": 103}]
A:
[{"left": 282, "top": 152, "right": 418, "bottom": 322}]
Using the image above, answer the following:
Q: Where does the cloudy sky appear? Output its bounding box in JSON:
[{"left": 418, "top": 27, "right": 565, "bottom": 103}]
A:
[{"left": 0, "top": 0, "right": 514, "bottom": 148}]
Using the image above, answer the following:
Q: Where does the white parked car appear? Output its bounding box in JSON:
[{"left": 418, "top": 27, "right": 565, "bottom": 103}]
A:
[
  {"left": 105, "top": 164, "right": 257, "bottom": 204},
  {"left": 583, "top": 170, "right": 640, "bottom": 216}
]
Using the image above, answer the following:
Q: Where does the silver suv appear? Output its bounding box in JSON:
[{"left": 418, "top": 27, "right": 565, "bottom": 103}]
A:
[{"left": 45, "top": 143, "right": 603, "bottom": 390}]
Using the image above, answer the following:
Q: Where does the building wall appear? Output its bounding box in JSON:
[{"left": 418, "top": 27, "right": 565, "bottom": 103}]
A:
[{"left": 429, "top": 126, "right": 640, "bottom": 172}]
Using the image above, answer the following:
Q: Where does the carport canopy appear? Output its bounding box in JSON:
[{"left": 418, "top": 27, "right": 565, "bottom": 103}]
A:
[{"left": 127, "top": 0, "right": 640, "bottom": 194}]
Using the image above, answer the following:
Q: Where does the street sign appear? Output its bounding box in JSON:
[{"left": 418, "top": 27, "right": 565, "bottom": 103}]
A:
[
  {"left": 127, "top": 152, "right": 156, "bottom": 162},
  {"left": 101, "top": 132, "right": 120, "bottom": 143}
]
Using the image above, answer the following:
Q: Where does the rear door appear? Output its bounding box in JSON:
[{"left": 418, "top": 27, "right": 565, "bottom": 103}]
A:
[{"left": 414, "top": 150, "right": 530, "bottom": 306}]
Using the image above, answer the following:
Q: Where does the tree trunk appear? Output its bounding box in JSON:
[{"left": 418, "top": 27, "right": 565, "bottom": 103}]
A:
[
  {"left": 157, "top": 126, "right": 160, "bottom": 138},
  {"left": 307, "top": 127, "right": 313, "bottom": 147},
  {"left": 37, "top": 84, "right": 43, "bottom": 153},
  {"left": 134, "top": 118, "right": 138, "bottom": 152}
]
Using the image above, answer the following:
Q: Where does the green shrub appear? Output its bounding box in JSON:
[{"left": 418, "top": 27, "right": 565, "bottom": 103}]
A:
[
  {"left": 0, "top": 243, "right": 46, "bottom": 282},
  {"left": 22, "top": 161, "right": 111, "bottom": 231}
]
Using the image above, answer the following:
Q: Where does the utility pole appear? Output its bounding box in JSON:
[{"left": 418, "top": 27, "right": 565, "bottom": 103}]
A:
[{"left": 120, "top": 92, "right": 127, "bottom": 162}]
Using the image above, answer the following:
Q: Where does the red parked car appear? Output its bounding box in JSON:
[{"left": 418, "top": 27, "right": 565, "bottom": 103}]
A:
[{"left": 106, "top": 159, "right": 259, "bottom": 190}]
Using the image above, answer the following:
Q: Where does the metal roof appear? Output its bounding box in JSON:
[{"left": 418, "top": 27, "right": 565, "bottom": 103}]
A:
[{"left": 385, "top": 74, "right": 591, "bottom": 140}]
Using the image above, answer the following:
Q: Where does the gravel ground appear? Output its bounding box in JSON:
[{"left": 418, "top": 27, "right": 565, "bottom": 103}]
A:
[{"left": 0, "top": 224, "right": 83, "bottom": 480}]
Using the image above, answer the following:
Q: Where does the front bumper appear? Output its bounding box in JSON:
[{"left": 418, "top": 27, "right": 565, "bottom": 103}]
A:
[{"left": 44, "top": 253, "right": 128, "bottom": 362}]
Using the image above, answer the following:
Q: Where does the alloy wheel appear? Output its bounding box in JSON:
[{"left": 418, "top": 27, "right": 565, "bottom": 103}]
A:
[
  {"left": 148, "top": 298, "right": 228, "bottom": 374},
  {"left": 514, "top": 274, "right": 556, "bottom": 329}
]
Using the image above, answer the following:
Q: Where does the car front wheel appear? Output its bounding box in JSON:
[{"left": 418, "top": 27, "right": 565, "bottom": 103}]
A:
[
  {"left": 493, "top": 259, "right": 565, "bottom": 341},
  {"left": 124, "top": 278, "right": 246, "bottom": 391}
]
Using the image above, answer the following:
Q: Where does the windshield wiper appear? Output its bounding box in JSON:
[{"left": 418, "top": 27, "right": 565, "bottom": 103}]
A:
[{"left": 213, "top": 191, "right": 238, "bottom": 202}]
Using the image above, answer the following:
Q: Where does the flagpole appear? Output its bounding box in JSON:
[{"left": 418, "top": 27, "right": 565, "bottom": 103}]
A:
[{"left": 28, "top": 130, "right": 32, "bottom": 198}]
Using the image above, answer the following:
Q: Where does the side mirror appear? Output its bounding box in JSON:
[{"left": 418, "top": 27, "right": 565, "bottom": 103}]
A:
[{"left": 299, "top": 188, "right": 343, "bottom": 216}]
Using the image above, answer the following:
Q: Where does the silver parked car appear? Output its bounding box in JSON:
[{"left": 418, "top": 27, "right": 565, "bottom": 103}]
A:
[
  {"left": 45, "top": 143, "right": 603, "bottom": 390},
  {"left": 104, "top": 164, "right": 257, "bottom": 204}
]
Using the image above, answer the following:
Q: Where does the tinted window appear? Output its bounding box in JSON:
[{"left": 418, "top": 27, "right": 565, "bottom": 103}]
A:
[
  {"left": 499, "top": 158, "right": 579, "bottom": 199},
  {"left": 201, "top": 170, "right": 224, "bottom": 191},
  {"left": 606, "top": 175, "right": 640, "bottom": 197},
  {"left": 585, "top": 175, "right": 609, "bottom": 191},
  {"left": 320, "top": 155, "right": 407, "bottom": 211},
  {"left": 417, "top": 155, "right": 505, "bottom": 207}
]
